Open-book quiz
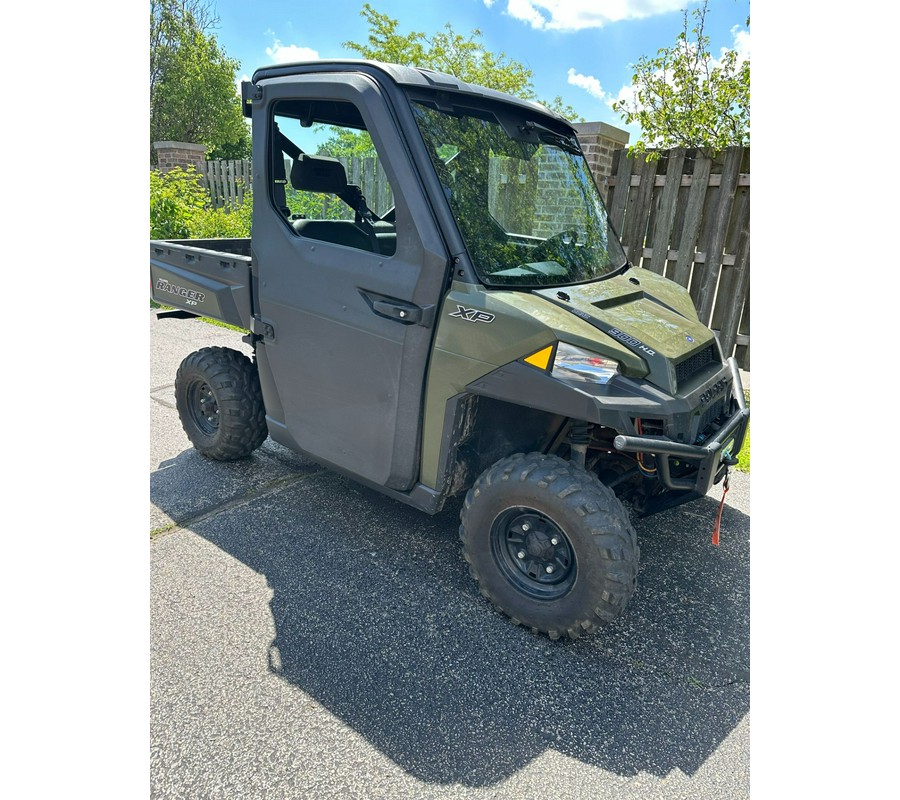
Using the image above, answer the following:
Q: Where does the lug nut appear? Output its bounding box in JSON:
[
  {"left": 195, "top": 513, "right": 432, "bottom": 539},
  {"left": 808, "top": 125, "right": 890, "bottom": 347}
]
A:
[
  {"left": 517, "top": 551, "right": 526, "bottom": 559},
  {"left": 550, "top": 537, "right": 559, "bottom": 545},
  {"left": 546, "top": 565, "right": 555, "bottom": 574},
  {"left": 522, "top": 523, "right": 530, "bottom": 532}
]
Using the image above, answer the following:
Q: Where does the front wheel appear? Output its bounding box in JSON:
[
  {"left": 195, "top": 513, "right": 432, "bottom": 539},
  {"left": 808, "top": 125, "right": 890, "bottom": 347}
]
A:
[{"left": 460, "top": 453, "right": 639, "bottom": 640}]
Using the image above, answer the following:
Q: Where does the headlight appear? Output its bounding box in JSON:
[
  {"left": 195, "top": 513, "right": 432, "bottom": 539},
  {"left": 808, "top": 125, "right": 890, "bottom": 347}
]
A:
[{"left": 551, "top": 343, "right": 621, "bottom": 384}]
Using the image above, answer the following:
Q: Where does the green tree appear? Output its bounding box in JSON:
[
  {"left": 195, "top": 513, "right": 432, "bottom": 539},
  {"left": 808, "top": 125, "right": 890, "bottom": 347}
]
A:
[
  {"left": 343, "top": 4, "right": 581, "bottom": 120},
  {"left": 150, "top": 0, "right": 250, "bottom": 162},
  {"left": 612, "top": 1, "right": 749, "bottom": 155},
  {"left": 315, "top": 128, "right": 377, "bottom": 159}
]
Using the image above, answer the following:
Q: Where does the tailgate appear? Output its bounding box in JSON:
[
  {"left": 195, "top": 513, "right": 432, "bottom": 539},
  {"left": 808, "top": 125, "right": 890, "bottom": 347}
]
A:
[{"left": 150, "top": 239, "right": 253, "bottom": 329}]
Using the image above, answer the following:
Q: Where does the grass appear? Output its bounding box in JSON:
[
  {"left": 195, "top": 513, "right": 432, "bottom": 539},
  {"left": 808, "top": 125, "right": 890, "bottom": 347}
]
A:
[
  {"left": 734, "top": 390, "right": 750, "bottom": 473},
  {"left": 735, "top": 427, "right": 750, "bottom": 472},
  {"left": 199, "top": 317, "right": 248, "bottom": 333},
  {"left": 151, "top": 300, "right": 247, "bottom": 334},
  {"left": 150, "top": 522, "right": 178, "bottom": 539}
]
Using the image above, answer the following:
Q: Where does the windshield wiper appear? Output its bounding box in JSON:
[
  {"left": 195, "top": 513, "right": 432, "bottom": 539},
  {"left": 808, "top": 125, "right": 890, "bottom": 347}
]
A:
[{"left": 519, "top": 120, "right": 582, "bottom": 155}]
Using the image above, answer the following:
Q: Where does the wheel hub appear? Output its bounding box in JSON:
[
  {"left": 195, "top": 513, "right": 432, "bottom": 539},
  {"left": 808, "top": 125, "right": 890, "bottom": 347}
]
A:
[
  {"left": 188, "top": 381, "right": 219, "bottom": 435},
  {"left": 525, "top": 530, "right": 555, "bottom": 561},
  {"left": 490, "top": 508, "right": 576, "bottom": 600}
]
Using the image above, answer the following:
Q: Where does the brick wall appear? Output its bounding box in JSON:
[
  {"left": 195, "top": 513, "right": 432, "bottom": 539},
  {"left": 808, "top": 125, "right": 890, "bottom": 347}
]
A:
[
  {"left": 486, "top": 122, "right": 629, "bottom": 239},
  {"left": 152, "top": 141, "right": 207, "bottom": 173},
  {"left": 572, "top": 121, "right": 630, "bottom": 193},
  {"left": 531, "top": 153, "right": 584, "bottom": 239}
]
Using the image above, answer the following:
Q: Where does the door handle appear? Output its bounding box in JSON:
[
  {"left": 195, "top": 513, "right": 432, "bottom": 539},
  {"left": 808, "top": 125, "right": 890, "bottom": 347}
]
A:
[
  {"left": 372, "top": 299, "right": 422, "bottom": 323},
  {"left": 360, "top": 290, "right": 435, "bottom": 328}
]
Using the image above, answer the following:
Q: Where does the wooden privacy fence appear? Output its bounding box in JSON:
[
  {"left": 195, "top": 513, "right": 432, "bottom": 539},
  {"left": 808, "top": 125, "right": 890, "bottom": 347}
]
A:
[
  {"left": 338, "top": 156, "right": 394, "bottom": 214},
  {"left": 605, "top": 146, "right": 750, "bottom": 369},
  {"left": 200, "top": 157, "right": 394, "bottom": 213},
  {"left": 200, "top": 159, "right": 251, "bottom": 207}
]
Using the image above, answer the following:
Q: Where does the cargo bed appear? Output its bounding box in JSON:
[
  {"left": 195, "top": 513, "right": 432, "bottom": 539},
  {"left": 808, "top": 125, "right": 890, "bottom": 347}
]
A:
[{"left": 150, "top": 238, "right": 253, "bottom": 329}]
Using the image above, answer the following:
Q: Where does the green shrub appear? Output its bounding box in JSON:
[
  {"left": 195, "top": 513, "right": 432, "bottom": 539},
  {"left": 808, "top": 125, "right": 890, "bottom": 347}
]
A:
[
  {"left": 189, "top": 195, "right": 253, "bottom": 238},
  {"left": 150, "top": 166, "right": 252, "bottom": 239},
  {"left": 285, "top": 187, "right": 352, "bottom": 221},
  {"left": 150, "top": 167, "right": 208, "bottom": 239}
]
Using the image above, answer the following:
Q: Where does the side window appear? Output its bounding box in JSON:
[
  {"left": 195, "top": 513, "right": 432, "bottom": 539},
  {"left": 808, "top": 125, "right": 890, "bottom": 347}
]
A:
[{"left": 270, "top": 99, "right": 397, "bottom": 256}]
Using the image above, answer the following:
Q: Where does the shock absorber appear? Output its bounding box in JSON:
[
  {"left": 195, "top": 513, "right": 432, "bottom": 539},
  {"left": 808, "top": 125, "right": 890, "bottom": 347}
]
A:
[{"left": 568, "top": 422, "right": 591, "bottom": 470}]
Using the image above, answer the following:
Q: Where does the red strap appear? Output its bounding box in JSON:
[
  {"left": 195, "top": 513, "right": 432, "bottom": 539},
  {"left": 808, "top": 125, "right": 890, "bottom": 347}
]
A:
[{"left": 712, "top": 473, "right": 730, "bottom": 546}]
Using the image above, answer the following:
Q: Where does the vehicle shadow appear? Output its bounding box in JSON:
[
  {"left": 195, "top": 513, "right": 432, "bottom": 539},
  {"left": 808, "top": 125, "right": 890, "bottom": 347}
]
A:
[{"left": 151, "top": 450, "right": 749, "bottom": 787}]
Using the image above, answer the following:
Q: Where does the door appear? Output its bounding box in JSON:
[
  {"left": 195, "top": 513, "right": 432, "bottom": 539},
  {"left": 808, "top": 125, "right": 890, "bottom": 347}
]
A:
[{"left": 251, "top": 73, "right": 449, "bottom": 491}]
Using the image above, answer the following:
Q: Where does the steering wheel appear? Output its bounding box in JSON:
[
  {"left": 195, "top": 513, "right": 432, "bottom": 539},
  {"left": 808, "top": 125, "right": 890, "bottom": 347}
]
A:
[{"left": 535, "top": 229, "right": 579, "bottom": 260}]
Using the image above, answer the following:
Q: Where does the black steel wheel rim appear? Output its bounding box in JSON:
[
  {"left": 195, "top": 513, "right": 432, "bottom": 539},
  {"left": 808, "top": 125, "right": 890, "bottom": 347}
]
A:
[
  {"left": 489, "top": 507, "right": 576, "bottom": 600},
  {"left": 187, "top": 380, "right": 219, "bottom": 436}
]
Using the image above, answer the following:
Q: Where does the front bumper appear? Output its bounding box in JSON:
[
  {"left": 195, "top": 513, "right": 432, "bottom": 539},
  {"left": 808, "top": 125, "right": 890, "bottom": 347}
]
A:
[{"left": 612, "top": 358, "right": 749, "bottom": 495}]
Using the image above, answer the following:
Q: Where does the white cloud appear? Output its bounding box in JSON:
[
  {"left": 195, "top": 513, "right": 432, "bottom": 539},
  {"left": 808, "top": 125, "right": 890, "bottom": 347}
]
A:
[
  {"left": 265, "top": 41, "right": 320, "bottom": 64},
  {"left": 567, "top": 68, "right": 607, "bottom": 101},
  {"left": 728, "top": 25, "right": 751, "bottom": 65},
  {"left": 507, "top": 0, "right": 547, "bottom": 28},
  {"left": 483, "top": 0, "right": 497, "bottom": 7},
  {"left": 499, "top": 1, "right": 686, "bottom": 32},
  {"left": 234, "top": 74, "right": 250, "bottom": 98},
  {"left": 610, "top": 83, "right": 637, "bottom": 110}
]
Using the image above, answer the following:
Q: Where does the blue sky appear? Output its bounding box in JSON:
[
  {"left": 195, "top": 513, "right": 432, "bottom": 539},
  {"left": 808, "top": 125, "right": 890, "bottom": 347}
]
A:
[{"left": 210, "top": 0, "right": 751, "bottom": 144}]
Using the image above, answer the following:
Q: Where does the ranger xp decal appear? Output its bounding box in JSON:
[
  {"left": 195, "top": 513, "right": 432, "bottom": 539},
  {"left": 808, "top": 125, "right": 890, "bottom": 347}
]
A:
[
  {"left": 450, "top": 306, "right": 495, "bottom": 324},
  {"left": 155, "top": 278, "right": 206, "bottom": 304}
]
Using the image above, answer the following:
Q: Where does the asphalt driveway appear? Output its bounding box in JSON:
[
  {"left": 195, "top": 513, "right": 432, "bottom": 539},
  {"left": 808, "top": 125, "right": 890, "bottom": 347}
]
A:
[{"left": 150, "top": 310, "right": 750, "bottom": 799}]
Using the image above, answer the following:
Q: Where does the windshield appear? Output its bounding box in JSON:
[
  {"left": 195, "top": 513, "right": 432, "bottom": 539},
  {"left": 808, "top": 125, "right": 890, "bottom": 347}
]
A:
[{"left": 411, "top": 100, "right": 626, "bottom": 288}]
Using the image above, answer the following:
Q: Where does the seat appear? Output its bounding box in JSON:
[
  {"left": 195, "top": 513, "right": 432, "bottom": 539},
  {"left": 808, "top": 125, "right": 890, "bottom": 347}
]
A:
[
  {"left": 291, "top": 219, "right": 374, "bottom": 251},
  {"left": 289, "top": 155, "right": 380, "bottom": 252},
  {"left": 290, "top": 154, "right": 349, "bottom": 196}
]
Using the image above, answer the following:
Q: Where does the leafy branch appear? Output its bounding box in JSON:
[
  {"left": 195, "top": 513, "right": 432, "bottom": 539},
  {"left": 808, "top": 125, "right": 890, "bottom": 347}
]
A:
[{"left": 611, "top": 0, "right": 749, "bottom": 158}]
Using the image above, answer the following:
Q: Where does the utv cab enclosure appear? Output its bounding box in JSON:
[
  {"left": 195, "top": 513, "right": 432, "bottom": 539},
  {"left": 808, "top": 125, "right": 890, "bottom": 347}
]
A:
[{"left": 151, "top": 60, "right": 749, "bottom": 640}]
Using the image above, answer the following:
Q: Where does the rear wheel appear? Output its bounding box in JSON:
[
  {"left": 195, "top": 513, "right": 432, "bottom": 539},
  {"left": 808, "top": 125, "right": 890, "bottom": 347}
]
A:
[
  {"left": 174, "top": 347, "right": 267, "bottom": 460},
  {"left": 460, "top": 453, "right": 638, "bottom": 640}
]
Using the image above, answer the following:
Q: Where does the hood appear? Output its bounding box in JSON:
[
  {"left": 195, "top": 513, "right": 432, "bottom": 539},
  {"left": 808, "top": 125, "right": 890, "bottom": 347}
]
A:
[{"left": 532, "top": 267, "right": 719, "bottom": 392}]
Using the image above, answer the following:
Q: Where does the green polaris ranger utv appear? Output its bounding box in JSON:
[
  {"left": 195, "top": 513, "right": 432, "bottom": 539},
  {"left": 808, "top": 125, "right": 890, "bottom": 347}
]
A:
[{"left": 151, "top": 60, "right": 748, "bottom": 640}]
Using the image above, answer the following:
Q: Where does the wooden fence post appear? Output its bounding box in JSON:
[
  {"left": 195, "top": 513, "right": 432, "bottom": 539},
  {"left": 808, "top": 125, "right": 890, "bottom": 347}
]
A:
[{"left": 647, "top": 148, "right": 686, "bottom": 275}]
